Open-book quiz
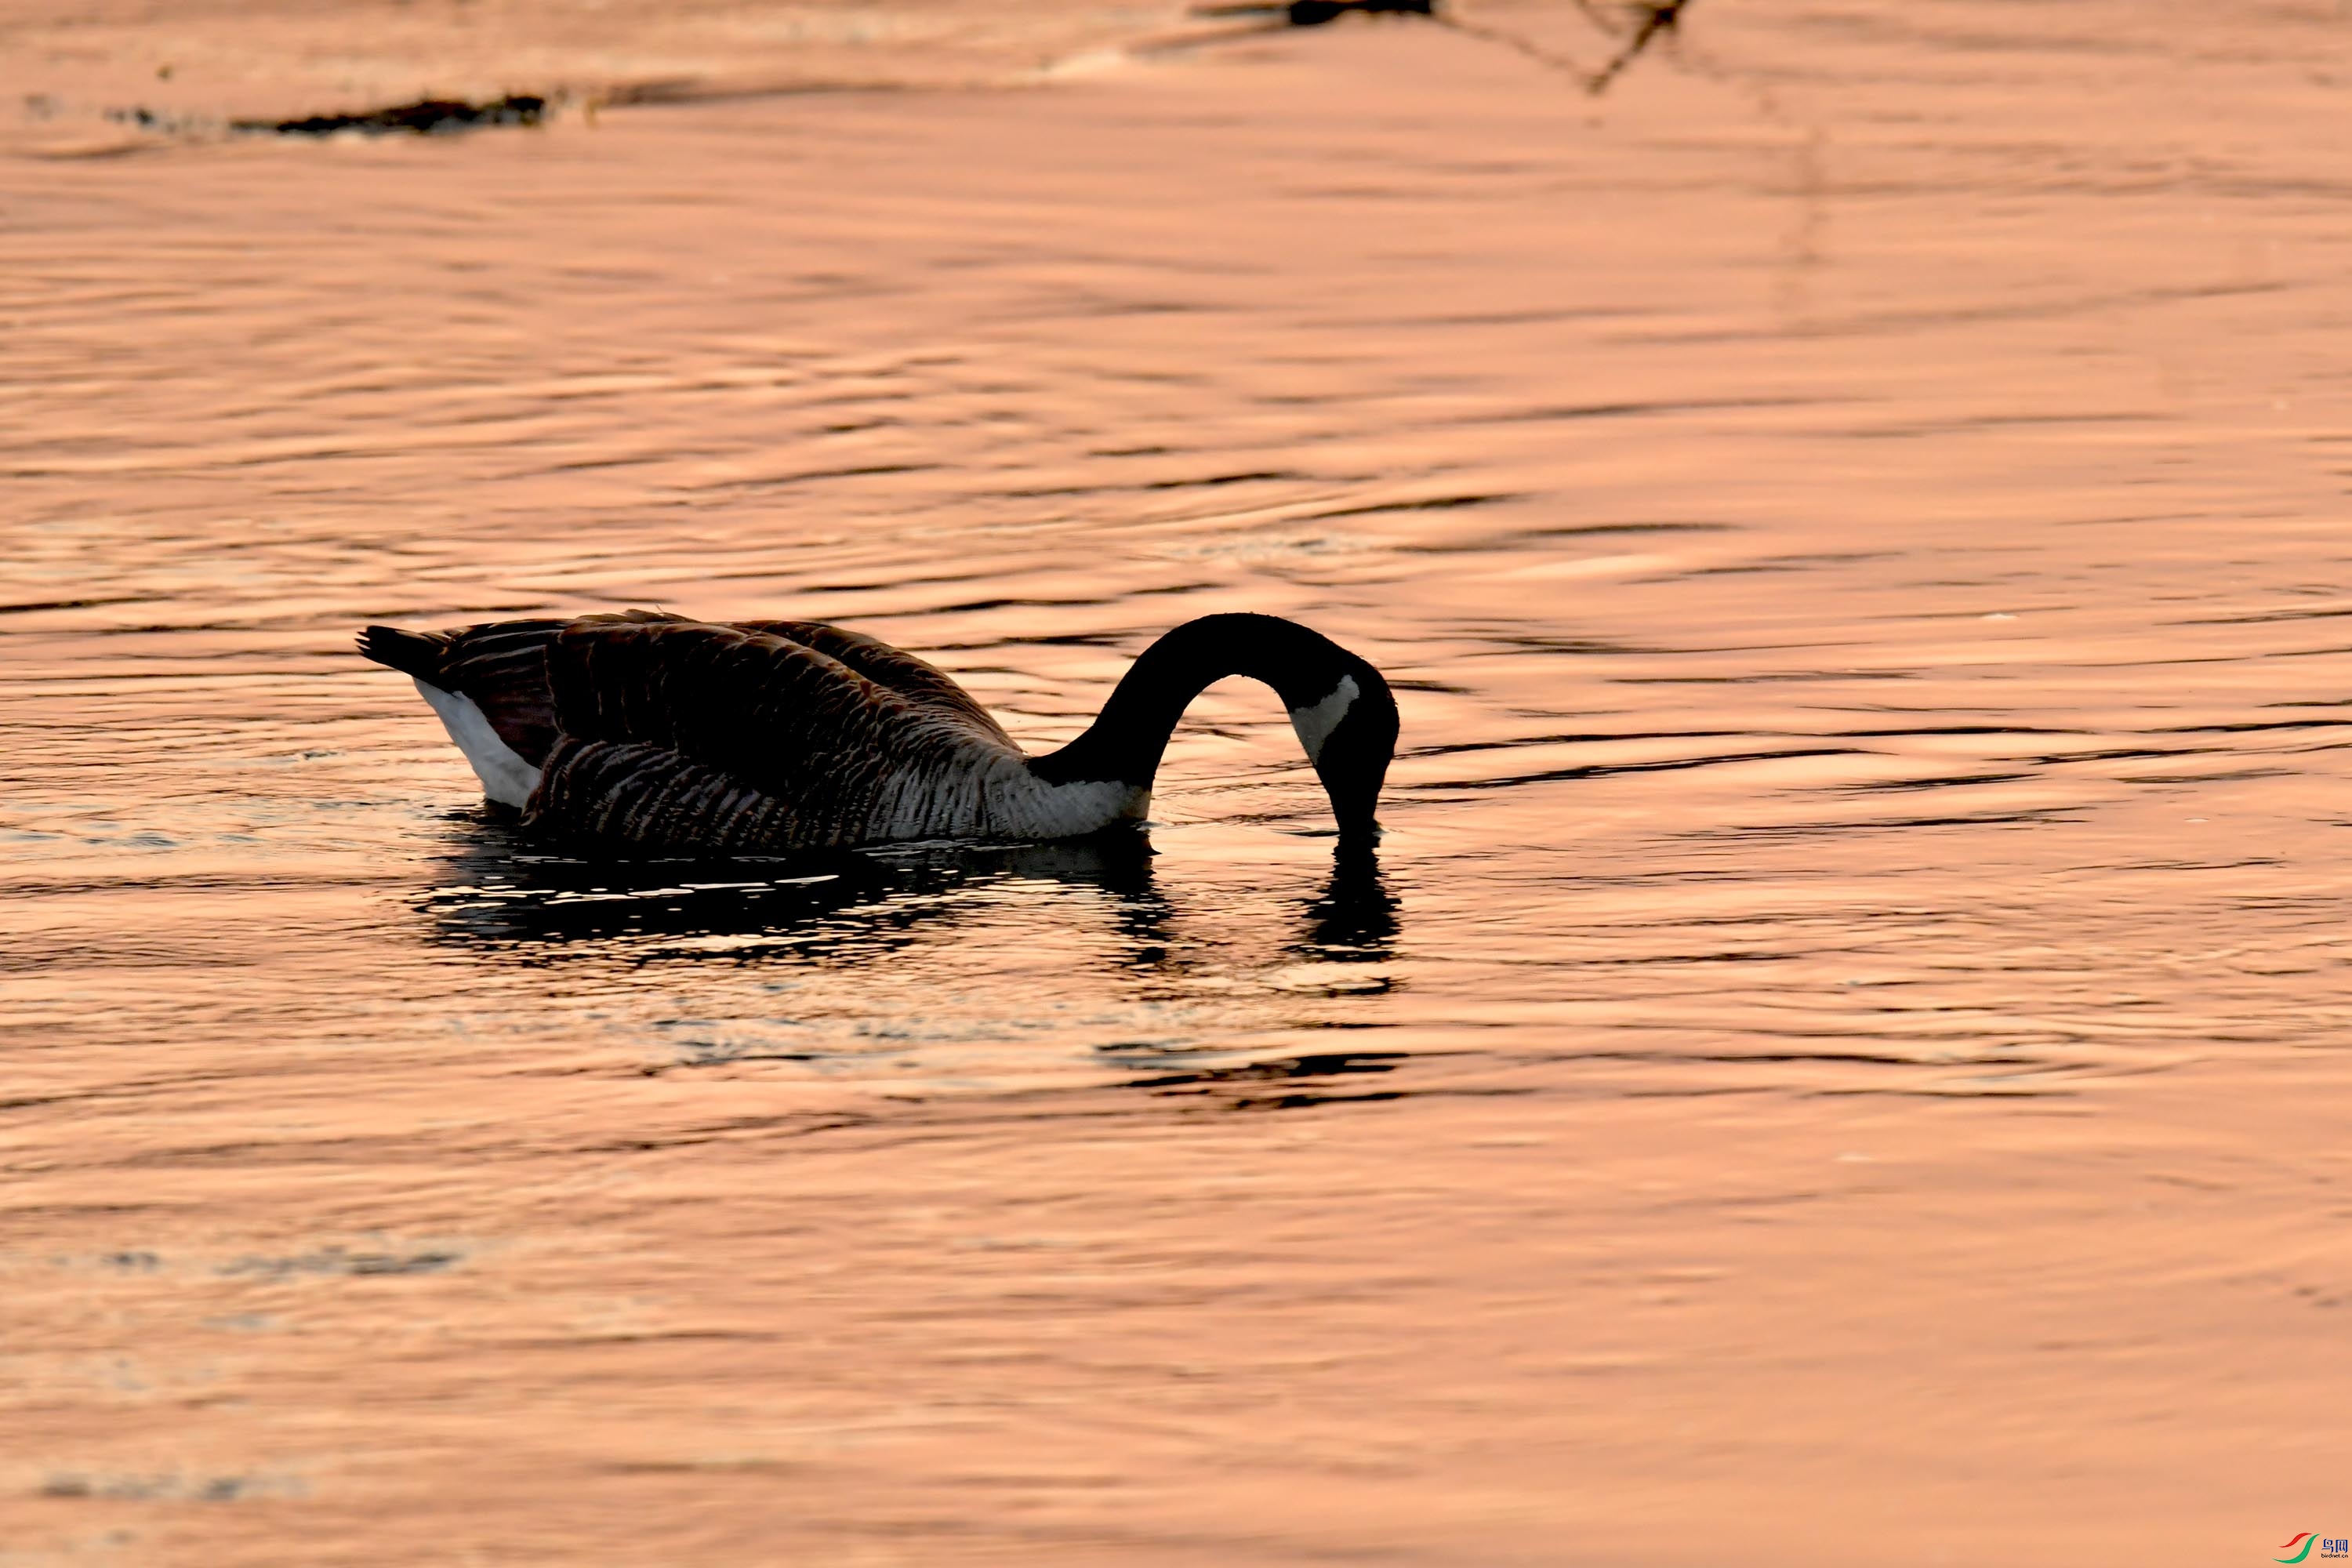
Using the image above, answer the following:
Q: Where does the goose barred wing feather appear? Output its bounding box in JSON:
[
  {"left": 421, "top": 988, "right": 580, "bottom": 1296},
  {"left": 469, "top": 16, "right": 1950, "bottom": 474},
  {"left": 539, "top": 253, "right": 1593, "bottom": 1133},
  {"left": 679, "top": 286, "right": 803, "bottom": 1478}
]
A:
[
  {"left": 735, "top": 619, "right": 1013, "bottom": 742},
  {"left": 405, "top": 612, "right": 1007, "bottom": 762},
  {"left": 525, "top": 618, "right": 1014, "bottom": 851}
]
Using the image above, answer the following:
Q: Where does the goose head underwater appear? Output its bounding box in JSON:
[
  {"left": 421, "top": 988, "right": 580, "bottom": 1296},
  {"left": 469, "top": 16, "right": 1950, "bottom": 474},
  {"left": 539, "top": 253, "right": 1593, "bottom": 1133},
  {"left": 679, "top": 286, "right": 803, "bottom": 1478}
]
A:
[{"left": 358, "top": 610, "right": 1398, "bottom": 854}]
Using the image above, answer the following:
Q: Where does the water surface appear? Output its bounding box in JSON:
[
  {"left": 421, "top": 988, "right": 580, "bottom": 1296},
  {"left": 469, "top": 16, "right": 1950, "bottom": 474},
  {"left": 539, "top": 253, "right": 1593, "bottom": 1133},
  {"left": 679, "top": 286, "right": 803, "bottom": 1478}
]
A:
[{"left": 5, "top": 2, "right": 2350, "bottom": 1562}]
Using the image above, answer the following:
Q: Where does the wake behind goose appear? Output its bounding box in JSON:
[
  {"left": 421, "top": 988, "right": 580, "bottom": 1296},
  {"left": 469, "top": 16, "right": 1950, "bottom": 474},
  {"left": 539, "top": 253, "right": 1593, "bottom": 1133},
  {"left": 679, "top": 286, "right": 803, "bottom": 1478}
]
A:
[{"left": 358, "top": 611, "right": 1398, "bottom": 852}]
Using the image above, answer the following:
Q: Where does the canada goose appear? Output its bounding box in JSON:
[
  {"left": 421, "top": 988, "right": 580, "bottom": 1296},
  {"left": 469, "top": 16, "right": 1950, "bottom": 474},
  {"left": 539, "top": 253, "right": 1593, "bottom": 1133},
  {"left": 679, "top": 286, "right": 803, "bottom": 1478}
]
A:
[{"left": 358, "top": 611, "right": 1398, "bottom": 852}]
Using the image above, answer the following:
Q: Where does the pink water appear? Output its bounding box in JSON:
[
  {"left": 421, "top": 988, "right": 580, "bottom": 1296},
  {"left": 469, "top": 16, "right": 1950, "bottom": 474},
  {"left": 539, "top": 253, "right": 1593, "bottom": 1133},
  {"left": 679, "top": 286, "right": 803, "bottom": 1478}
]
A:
[{"left": 5, "top": 2, "right": 2350, "bottom": 1562}]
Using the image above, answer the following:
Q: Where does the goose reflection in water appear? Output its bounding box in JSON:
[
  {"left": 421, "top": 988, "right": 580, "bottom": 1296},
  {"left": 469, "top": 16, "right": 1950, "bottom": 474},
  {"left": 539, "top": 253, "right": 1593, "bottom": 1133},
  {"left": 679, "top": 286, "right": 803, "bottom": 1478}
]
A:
[
  {"left": 413, "top": 811, "right": 1397, "bottom": 975},
  {"left": 410, "top": 813, "right": 1406, "bottom": 1106}
]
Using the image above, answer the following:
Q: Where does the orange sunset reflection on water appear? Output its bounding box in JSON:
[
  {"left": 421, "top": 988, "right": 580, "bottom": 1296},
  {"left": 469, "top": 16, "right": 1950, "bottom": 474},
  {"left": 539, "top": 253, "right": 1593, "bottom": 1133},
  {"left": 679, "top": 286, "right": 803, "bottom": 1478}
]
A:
[{"left": 4, "top": 2, "right": 2350, "bottom": 1562}]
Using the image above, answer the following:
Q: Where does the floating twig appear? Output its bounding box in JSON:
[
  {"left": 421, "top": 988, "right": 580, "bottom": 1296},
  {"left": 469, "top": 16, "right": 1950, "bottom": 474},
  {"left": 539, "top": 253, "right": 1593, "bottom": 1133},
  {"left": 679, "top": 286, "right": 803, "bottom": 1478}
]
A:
[
  {"left": 1429, "top": 11, "right": 1595, "bottom": 85},
  {"left": 1584, "top": 0, "right": 1690, "bottom": 95},
  {"left": 1174, "top": 0, "right": 1694, "bottom": 96},
  {"left": 238, "top": 94, "right": 548, "bottom": 137}
]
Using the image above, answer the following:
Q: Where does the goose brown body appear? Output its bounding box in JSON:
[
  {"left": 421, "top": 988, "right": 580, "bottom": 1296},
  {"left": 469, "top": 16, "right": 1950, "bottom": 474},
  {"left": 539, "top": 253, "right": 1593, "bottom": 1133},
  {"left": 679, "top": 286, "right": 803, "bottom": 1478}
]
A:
[{"left": 360, "top": 610, "right": 1398, "bottom": 852}]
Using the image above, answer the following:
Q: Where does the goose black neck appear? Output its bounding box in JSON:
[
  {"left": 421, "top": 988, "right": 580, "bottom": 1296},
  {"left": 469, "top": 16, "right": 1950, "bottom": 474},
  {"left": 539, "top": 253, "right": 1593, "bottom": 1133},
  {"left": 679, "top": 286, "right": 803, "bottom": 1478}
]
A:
[{"left": 1030, "top": 614, "right": 1360, "bottom": 788}]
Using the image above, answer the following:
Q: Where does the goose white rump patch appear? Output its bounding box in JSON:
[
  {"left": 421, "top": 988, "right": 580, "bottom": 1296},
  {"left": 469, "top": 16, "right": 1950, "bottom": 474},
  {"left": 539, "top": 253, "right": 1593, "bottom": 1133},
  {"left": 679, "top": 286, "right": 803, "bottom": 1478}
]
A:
[
  {"left": 413, "top": 678, "right": 540, "bottom": 808},
  {"left": 1288, "top": 674, "right": 1359, "bottom": 765}
]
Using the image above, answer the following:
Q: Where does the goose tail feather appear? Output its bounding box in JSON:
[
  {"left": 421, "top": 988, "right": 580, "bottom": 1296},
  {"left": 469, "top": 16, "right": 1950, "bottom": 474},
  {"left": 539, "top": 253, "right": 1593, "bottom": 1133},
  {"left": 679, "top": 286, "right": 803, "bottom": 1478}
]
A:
[{"left": 358, "top": 625, "right": 452, "bottom": 685}]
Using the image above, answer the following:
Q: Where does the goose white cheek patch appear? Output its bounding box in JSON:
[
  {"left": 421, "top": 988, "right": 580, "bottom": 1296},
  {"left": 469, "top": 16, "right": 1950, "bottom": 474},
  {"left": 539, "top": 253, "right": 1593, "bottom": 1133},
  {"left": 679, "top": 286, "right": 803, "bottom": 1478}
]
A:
[{"left": 1288, "top": 674, "right": 1359, "bottom": 766}]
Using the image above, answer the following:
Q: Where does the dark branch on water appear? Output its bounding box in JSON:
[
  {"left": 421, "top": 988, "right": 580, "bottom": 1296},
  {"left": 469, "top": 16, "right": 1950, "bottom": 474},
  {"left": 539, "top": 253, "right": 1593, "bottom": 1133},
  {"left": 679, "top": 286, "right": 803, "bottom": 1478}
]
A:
[
  {"left": 1583, "top": 0, "right": 1692, "bottom": 95},
  {"left": 1178, "top": 0, "right": 1694, "bottom": 95},
  {"left": 109, "top": 0, "right": 1693, "bottom": 145}
]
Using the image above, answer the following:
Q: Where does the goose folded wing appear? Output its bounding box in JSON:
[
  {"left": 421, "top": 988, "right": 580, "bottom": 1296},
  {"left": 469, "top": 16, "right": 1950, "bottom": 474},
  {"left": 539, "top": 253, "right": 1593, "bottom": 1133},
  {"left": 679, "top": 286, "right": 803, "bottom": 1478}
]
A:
[
  {"left": 541, "top": 619, "right": 996, "bottom": 807},
  {"left": 735, "top": 619, "right": 1012, "bottom": 743}
]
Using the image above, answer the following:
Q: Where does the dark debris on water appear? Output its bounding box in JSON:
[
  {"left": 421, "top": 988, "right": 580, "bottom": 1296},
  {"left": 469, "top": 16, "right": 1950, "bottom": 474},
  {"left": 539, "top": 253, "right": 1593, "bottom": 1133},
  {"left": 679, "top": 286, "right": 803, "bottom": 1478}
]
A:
[
  {"left": 242, "top": 94, "right": 548, "bottom": 137},
  {"left": 1195, "top": 0, "right": 1436, "bottom": 24},
  {"left": 1181, "top": 0, "right": 1693, "bottom": 95},
  {"left": 105, "top": 93, "right": 550, "bottom": 140},
  {"left": 99, "top": 0, "right": 1692, "bottom": 146}
]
